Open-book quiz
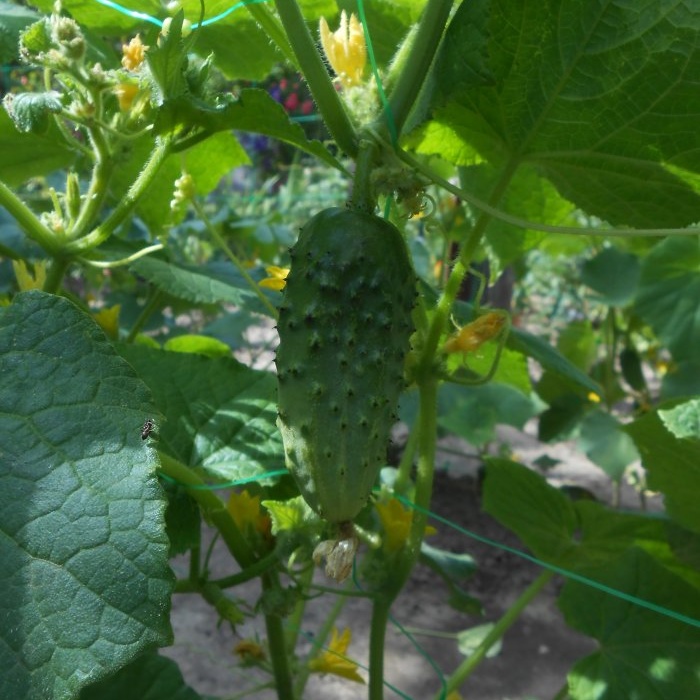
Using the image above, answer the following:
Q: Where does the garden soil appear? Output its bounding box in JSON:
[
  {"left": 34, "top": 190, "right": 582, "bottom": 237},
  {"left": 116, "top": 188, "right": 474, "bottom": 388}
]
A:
[{"left": 162, "top": 425, "right": 656, "bottom": 700}]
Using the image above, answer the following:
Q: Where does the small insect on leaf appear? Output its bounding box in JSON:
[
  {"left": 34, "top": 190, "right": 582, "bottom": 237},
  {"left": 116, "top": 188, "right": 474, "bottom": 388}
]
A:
[
  {"left": 141, "top": 418, "right": 156, "bottom": 440},
  {"left": 444, "top": 312, "right": 507, "bottom": 355}
]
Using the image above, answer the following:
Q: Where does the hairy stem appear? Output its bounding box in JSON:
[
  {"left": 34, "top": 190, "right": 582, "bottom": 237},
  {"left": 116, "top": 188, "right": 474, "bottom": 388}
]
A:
[
  {"left": 125, "top": 288, "right": 163, "bottom": 343},
  {"left": 262, "top": 572, "right": 295, "bottom": 700},
  {"left": 380, "top": 0, "right": 454, "bottom": 140},
  {"left": 157, "top": 452, "right": 257, "bottom": 567},
  {"left": 43, "top": 257, "right": 71, "bottom": 294},
  {"left": 0, "top": 180, "right": 61, "bottom": 256},
  {"left": 273, "top": 0, "right": 358, "bottom": 157},
  {"left": 64, "top": 136, "right": 173, "bottom": 254},
  {"left": 368, "top": 595, "right": 392, "bottom": 700}
]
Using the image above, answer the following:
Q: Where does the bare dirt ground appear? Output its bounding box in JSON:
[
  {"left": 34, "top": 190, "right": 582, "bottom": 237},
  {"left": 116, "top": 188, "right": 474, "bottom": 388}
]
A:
[{"left": 162, "top": 423, "right": 658, "bottom": 700}]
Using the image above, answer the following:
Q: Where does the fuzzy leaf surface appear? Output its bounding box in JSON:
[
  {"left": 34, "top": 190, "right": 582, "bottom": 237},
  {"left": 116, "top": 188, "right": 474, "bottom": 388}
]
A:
[
  {"left": 430, "top": 0, "right": 700, "bottom": 227},
  {"left": 0, "top": 292, "right": 172, "bottom": 700}
]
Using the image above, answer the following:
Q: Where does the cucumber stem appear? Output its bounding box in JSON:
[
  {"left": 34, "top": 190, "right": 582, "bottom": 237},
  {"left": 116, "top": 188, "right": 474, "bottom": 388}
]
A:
[{"left": 273, "top": 0, "right": 358, "bottom": 158}]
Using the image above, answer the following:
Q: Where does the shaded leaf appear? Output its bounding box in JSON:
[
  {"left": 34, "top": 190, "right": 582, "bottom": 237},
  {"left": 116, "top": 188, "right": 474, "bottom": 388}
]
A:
[
  {"left": 80, "top": 652, "right": 201, "bottom": 700},
  {"left": 0, "top": 2, "right": 40, "bottom": 62},
  {"left": 420, "top": 542, "right": 481, "bottom": 615},
  {"left": 561, "top": 549, "right": 700, "bottom": 700},
  {"left": 577, "top": 410, "right": 639, "bottom": 482},
  {"left": 634, "top": 237, "right": 700, "bottom": 363},
  {"left": 625, "top": 407, "right": 700, "bottom": 534},
  {"left": 130, "top": 257, "right": 275, "bottom": 317},
  {"left": 118, "top": 345, "right": 284, "bottom": 486},
  {"left": 580, "top": 247, "right": 641, "bottom": 307},
  {"left": 0, "top": 292, "right": 173, "bottom": 700}
]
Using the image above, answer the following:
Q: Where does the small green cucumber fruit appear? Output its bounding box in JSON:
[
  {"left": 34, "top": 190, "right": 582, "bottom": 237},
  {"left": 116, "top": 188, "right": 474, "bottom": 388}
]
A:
[{"left": 276, "top": 207, "right": 415, "bottom": 526}]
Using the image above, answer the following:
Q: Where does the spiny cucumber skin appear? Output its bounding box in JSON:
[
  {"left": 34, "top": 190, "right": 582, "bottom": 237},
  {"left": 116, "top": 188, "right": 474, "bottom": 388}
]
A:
[{"left": 276, "top": 208, "right": 415, "bottom": 524}]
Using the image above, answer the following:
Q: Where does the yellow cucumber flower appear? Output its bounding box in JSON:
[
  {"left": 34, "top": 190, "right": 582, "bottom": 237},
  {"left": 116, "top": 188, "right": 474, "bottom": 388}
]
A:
[
  {"left": 443, "top": 312, "right": 506, "bottom": 355},
  {"left": 227, "top": 490, "right": 270, "bottom": 535},
  {"left": 375, "top": 498, "right": 436, "bottom": 552},
  {"left": 234, "top": 639, "right": 266, "bottom": 665},
  {"left": 93, "top": 304, "right": 121, "bottom": 340},
  {"left": 259, "top": 265, "right": 289, "bottom": 291},
  {"left": 121, "top": 34, "right": 148, "bottom": 71},
  {"left": 308, "top": 627, "right": 365, "bottom": 684},
  {"left": 319, "top": 11, "right": 367, "bottom": 87}
]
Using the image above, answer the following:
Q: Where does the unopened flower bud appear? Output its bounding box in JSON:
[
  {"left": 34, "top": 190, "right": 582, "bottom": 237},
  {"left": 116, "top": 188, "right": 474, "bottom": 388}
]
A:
[
  {"left": 121, "top": 34, "right": 148, "bottom": 71},
  {"left": 65, "top": 172, "right": 81, "bottom": 220}
]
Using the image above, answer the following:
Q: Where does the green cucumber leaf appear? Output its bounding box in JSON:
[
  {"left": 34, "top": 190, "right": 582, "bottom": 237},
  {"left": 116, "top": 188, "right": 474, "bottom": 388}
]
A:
[
  {"left": 0, "top": 291, "right": 173, "bottom": 700},
  {"left": 580, "top": 247, "right": 641, "bottom": 307},
  {"left": 659, "top": 399, "right": 700, "bottom": 440},
  {"left": 27, "top": 0, "right": 162, "bottom": 33},
  {"left": 625, "top": 407, "right": 700, "bottom": 535},
  {"left": 634, "top": 237, "right": 700, "bottom": 364},
  {"left": 482, "top": 459, "right": 577, "bottom": 563},
  {"left": 80, "top": 652, "right": 201, "bottom": 700},
  {"left": 166, "top": 88, "right": 344, "bottom": 171},
  {"left": 576, "top": 410, "right": 639, "bottom": 482},
  {"left": 0, "top": 109, "right": 75, "bottom": 184},
  {"left": 130, "top": 257, "right": 276, "bottom": 318},
  {"left": 430, "top": 0, "right": 700, "bottom": 228},
  {"left": 561, "top": 548, "right": 700, "bottom": 700},
  {"left": 118, "top": 345, "right": 284, "bottom": 486},
  {"left": 420, "top": 542, "right": 481, "bottom": 615}
]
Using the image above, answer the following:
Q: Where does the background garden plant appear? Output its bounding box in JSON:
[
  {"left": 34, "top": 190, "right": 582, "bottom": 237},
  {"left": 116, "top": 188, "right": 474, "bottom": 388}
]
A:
[{"left": 1, "top": 1, "right": 700, "bottom": 699}]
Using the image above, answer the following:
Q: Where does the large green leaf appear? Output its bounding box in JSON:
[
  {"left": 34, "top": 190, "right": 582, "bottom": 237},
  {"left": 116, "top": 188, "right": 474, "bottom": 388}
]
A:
[
  {"left": 167, "top": 88, "right": 344, "bottom": 170},
  {"left": 130, "top": 257, "right": 276, "bottom": 317},
  {"left": 482, "top": 459, "right": 578, "bottom": 562},
  {"left": 0, "top": 109, "right": 76, "bottom": 184},
  {"left": 580, "top": 247, "right": 641, "bottom": 307},
  {"left": 109, "top": 130, "right": 249, "bottom": 232},
  {"left": 508, "top": 326, "right": 602, "bottom": 397},
  {"left": 577, "top": 410, "right": 639, "bottom": 482},
  {"left": 80, "top": 652, "right": 200, "bottom": 700},
  {"left": 560, "top": 548, "right": 700, "bottom": 700},
  {"left": 118, "top": 345, "right": 284, "bottom": 485},
  {"left": 29, "top": 0, "right": 163, "bottom": 33},
  {"left": 625, "top": 407, "right": 700, "bottom": 534},
  {"left": 482, "top": 459, "right": 683, "bottom": 574},
  {"left": 429, "top": 0, "right": 700, "bottom": 227},
  {"left": 634, "top": 237, "right": 700, "bottom": 363},
  {"left": 0, "top": 292, "right": 173, "bottom": 700}
]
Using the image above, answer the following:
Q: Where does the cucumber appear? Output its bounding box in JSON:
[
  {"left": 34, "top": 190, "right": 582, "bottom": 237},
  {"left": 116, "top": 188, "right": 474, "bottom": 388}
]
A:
[{"left": 276, "top": 207, "right": 415, "bottom": 525}]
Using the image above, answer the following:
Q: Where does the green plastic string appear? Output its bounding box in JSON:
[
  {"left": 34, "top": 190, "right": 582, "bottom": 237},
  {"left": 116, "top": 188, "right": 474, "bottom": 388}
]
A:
[
  {"left": 388, "top": 611, "right": 448, "bottom": 700},
  {"left": 349, "top": 560, "right": 448, "bottom": 700},
  {"left": 355, "top": 0, "right": 399, "bottom": 146},
  {"left": 158, "top": 469, "right": 288, "bottom": 489},
  {"left": 92, "top": 0, "right": 271, "bottom": 28},
  {"left": 396, "top": 494, "right": 700, "bottom": 632},
  {"left": 158, "top": 465, "right": 700, "bottom": 632}
]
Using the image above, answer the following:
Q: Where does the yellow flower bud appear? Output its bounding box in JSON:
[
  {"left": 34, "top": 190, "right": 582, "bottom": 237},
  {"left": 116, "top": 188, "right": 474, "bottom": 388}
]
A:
[
  {"left": 121, "top": 34, "right": 148, "bottom": 71},
  {"left": 319, "top": 11, "right": 367, "bottom": 87}
]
